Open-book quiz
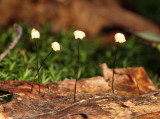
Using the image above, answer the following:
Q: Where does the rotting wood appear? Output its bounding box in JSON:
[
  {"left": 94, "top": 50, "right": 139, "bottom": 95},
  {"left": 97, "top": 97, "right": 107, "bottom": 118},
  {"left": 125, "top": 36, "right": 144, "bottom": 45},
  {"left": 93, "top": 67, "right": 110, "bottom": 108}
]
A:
[{"left": 0, "top": 63, "right": 159, "bottom": 118}]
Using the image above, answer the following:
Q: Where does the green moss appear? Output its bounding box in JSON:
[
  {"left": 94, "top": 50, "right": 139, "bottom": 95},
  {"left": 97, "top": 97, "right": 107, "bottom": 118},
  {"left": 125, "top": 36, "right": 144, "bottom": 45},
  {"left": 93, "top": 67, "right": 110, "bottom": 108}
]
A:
[{"left": 0, "top": 24, "right": 159, "bottom": 89}]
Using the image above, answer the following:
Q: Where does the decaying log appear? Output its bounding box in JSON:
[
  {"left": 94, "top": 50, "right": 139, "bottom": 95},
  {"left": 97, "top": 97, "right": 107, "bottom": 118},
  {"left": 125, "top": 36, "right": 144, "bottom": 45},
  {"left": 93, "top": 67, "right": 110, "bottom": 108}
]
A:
[
  {"left": 0, "top": 63, "right": 159, "bottom": 118},
  {"left": 1, "top": 92, "right": 160, "bottom": 119}
]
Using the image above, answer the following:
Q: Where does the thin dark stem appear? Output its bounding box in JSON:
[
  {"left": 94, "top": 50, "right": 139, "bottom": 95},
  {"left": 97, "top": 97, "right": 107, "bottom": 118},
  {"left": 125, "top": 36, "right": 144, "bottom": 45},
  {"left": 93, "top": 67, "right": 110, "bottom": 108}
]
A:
[
  {"left": 74, "top": 39, "right": 79, "bottom": 102},
  {"left": 31, "top": 50, "right": 53, "bottom": 92},
  {"left": 112, "top": 43, "right": 119, "bottom": 94},
  {"left": 34, "top": 39, "right": 40, "bottom": 93}
]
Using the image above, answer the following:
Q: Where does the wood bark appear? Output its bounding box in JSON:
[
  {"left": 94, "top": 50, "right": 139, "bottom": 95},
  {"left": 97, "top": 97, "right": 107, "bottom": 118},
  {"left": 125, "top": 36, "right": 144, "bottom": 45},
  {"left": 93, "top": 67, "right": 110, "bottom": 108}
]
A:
[{"left": 0, "top": 64, "right": 159, "bottom": 119}]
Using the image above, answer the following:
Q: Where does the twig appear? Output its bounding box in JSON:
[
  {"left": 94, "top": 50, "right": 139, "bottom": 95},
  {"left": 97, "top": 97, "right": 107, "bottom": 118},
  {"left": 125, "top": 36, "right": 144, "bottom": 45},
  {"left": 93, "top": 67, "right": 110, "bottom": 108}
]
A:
[
  {"left": 59, "top": 113, "right": 88, "bottom": 119},
  {"left": 0, "top": 94, "right": 12, "bottom": 98},
  {"left": 28, "top": 95, "right": 111, "bottom": 118},
  {"left": 128, "top": 71, "right": 141, "bottom": 95},
  {"left": 0, "top": 24, "right": 23, "bottom": 62}
]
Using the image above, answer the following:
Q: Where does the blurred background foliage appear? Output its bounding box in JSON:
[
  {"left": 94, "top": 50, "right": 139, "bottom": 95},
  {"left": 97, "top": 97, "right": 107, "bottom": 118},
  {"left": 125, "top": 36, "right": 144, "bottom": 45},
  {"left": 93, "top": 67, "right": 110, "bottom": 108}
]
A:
[
  {"left": 131, "top": 0, "right": 160, "bottom": 26},
  {"left": 0, "top": 0, "right": 160, "bottom": 90}
]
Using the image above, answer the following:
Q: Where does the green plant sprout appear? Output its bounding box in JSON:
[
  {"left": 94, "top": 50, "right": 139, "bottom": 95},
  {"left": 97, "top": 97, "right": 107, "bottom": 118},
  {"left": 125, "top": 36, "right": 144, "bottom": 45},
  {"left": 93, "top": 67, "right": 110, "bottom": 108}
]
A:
[
  {"left": 31, "top": 41, "right": 60, "bottom": 92},
  {"left": 73, "top": 30, "right": 86, "bottom": 102},
  {"left": 31, "top": 28, "right": 40, "bottom": 93},
  {"left": 112, "top": 33, "right": 126, "bottom": 94}
]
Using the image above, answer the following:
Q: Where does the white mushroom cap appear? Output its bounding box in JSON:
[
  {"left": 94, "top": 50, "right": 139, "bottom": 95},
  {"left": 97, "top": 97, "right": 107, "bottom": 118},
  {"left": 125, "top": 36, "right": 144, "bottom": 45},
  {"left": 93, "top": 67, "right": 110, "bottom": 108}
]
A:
[
  {"left": 73, "top": 30, "right": 86, "bottom": 40},
  {"left": 115, "top": 33, "right": 126, "bottom": 43},
  {"left": 51, "top": 42, "right": 60, "bottom": 51},
  {"left": 31, "top": 28, "right": 40, "bottom": 39}
]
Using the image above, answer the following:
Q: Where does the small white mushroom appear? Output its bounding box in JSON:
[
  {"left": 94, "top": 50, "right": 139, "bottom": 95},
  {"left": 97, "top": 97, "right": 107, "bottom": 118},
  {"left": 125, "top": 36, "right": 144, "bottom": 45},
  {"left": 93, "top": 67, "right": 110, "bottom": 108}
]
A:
[
  {"left": 51, "top": 42, "right": 60, "bottom": 51},
  {"left": 73, "top": 30, "right": 86, "bottom": 40},
  {"left": 115, "top": 33, "right": 126, "bottom": 43},
  {"left": 31, "top": 28, "right": 40, "bottom": 39}
]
